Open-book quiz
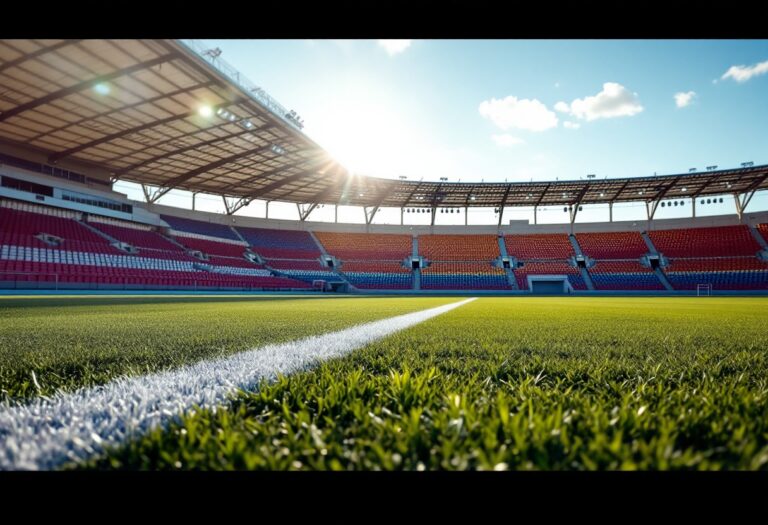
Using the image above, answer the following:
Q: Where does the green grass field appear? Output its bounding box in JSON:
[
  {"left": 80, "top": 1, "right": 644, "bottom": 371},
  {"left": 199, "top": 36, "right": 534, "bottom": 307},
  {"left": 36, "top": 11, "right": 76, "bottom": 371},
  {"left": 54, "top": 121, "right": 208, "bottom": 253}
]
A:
[{"left": 2, "top": 295, "right": 768, "bottom": 470}]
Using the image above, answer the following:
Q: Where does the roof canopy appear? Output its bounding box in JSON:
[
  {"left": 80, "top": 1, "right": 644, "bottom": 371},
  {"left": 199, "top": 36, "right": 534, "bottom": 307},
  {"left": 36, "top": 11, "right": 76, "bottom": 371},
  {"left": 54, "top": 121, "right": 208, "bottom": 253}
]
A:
[{"left": 0, "top": 39, "right": 766, "bottom": 213}]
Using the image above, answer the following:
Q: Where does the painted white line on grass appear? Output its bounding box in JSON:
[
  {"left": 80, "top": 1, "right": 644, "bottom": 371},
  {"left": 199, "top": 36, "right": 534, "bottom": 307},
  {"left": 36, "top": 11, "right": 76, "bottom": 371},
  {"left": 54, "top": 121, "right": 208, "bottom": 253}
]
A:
[{"left": 0, "top": 297, "right": 476, "bottom": 470}]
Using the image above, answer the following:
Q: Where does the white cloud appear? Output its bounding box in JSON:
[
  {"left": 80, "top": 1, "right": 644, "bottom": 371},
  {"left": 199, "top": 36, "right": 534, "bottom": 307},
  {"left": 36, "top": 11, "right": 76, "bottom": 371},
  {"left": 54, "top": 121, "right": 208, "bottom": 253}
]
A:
[
  {"left": 674, "top": 91, "right": 696, "bottom": 108},
  {"left": 377, "top": 40, "right": 412, "bottom": 56},
  {"left": 478, "top": 96, "right": 558, "bottom": 132},
  {"left": 491, "top": 134, "right": 525, "bottom": 147},
  {"left": 556, "top": 82, "right": 643, "bottom": 121},
  {"left": 721, "top": 59, "right": 768, "bottom": 83},
  {"left": 563, "top": 121, "right": 580, "bottom": 129}
]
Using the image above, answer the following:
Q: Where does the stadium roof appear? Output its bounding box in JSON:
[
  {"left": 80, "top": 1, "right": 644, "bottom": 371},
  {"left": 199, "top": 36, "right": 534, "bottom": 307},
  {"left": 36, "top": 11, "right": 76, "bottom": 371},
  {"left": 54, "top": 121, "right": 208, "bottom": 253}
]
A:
[{"left": 0, "top": 39, "right": 767, "bottom": 216}]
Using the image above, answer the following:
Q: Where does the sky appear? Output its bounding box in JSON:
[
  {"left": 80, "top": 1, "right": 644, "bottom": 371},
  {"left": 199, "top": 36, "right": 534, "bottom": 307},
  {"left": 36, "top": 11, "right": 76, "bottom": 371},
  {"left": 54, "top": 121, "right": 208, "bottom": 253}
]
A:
[{"left": 116, "top": 39, "right": 768, "bottom": 225}]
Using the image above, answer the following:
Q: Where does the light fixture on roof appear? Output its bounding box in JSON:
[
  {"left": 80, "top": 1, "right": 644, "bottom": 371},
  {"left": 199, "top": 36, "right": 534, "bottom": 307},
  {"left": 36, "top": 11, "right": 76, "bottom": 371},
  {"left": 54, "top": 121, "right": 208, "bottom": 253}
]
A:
[
  {"left": 726, "top": 182, "right": 732, "bottom": 189},
  {"left": 586, "top": 174, "right": 596, "bottom": 179},
  {"left": 270, "top": 145, "right": 285, "bottom": 155},
  {"left": 689, "top": 168, "right": 696, "bottom": 173},
  {"left": 741, "top": 161, "right": 754, "bottom": 168},
  {"left": 599, "top": 192, "right": 605, "bottom": 197},
  {"left": 439, "top": 177, "right": 448, "bottom": 182},
  {"left": 706, "top": 165, "right": 718, "bottom": 171},
  {"left": 470, "top": 195, "right": 477, "bottom": 201},
  {"left": 93, "top": 83, "right": 110, "bottom": 95},
  {"left": 399, "top": 175, "right": 407, "bottom": 180},
  {"left": 228, "top": 114, "right": 237, "bottom": 122},
  {"left": 216, "top": 108, "right": 226, "bottom": 117},
  {"left": 681, "top": 187, "right": 687, "bottom": 192},
  {"left": 198, "top": 105, "right": 213, "bottom": 118},
  {"left": 638, "top": 190, "right": 644, "bottom": 195},
  {"left": 242, "top": 120, "right": 254, "bottom": 129},
  {"left": 202, "top": 47, "right": 223, "bottom": 59}
]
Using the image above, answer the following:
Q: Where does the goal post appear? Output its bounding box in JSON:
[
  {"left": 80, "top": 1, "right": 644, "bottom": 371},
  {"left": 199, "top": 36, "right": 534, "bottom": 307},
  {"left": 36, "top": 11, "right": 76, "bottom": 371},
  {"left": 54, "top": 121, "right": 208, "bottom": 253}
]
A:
[{"left": 696, "top": 283, "right": 712, "bottom": 296}]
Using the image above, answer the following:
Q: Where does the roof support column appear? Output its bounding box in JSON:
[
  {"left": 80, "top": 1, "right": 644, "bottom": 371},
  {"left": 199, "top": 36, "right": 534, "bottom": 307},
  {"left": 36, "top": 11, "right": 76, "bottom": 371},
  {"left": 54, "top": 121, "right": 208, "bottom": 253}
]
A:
[
  {"left": 430, "top": 206, "right": 436, "bottom": 226},
  {"left": 335, "top": 204, "right": 339, "bottom": 224},
  {"left": 497, "top": 206, "right": 505, "bottom": 227},
  {"left": 733, "top": 193, "right": 744, "bottom": 222},
  {"left": 192, "top": 192, "right": 197, "bottom": 211},
  {"left": 363, "top": 205, "right": 380, "bottom": 225},
  {"left": 298, "top": 203, "right": 318, "bottom": 222},
  {"left": 265, "top": 201, "right": 270, "bottom": 220},
  {"left": 400, "top": 207, "right": 404, "bottom": 226},
  {"left": 609, "top": 202, "right": 613, "bottom": 223},
  {"left": 465, "top": 206, "right": 468, "bottom": 226},
  {"left": 141, "top": 184, "right": 152, "bottom": 203},
  {"left": 692, "top": 197, "right": 696, "bottom": 218},
  {"left": 533, "top": 205, "right": 537, "bottom": 225}
]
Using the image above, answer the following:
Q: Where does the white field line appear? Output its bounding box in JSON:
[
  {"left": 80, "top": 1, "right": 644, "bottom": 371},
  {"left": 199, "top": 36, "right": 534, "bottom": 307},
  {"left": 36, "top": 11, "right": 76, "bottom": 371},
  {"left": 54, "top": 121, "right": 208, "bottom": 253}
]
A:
[{"left": 0, "top": 297, "right": 476, "bottom": 470}]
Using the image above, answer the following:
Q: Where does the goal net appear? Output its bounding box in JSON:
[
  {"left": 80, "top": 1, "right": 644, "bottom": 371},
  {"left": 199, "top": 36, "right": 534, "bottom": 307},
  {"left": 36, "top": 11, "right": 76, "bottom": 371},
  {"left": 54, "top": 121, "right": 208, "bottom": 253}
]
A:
[{"left": 696, "top": 284, "right": 712, "bottom": 296}]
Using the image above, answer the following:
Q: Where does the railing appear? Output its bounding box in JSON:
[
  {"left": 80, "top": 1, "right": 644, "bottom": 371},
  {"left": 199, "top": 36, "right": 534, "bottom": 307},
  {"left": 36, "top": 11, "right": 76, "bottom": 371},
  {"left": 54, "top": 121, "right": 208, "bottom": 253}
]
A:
[{"left": 177, "top": 39, "right": 305, "bottom": 133}]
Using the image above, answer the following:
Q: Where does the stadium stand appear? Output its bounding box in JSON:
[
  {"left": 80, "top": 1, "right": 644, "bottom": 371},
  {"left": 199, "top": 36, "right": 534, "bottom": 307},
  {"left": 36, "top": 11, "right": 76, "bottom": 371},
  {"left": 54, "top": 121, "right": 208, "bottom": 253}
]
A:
[
  {"left": 236, "top": 226, "right": 321, "bottom": 259},
  {"left": 314, "top": 232, "right": 411, "bottom": 260},
  {"left": 588, "top": 260, "right": 665, "bottom": 290},
  {"left": 419, "top": 235, "right": 500, "bottom": 261},
  {"left": 759, "top": 224, "right": 768, "bottom": 245},
  {"left": 422, "top": 262, "right": 510, "bottom": 290},
  {"left": 649, "top": 225, "right": 761, "bottom": 258},
  {"left": 664, "top": 257, "right": 768, "bottom": 290},
  {"left": 576, "top": 231, "right": 649, "bottom": 259},
  {"left": 504, "top": 233, "right": 574, "bottom": 260},
  {"left": 513, "top": 261, "right": 585, "bottom": 290},
  {"left": 161, "top": 215, "right": 241, "bottom": 241}
]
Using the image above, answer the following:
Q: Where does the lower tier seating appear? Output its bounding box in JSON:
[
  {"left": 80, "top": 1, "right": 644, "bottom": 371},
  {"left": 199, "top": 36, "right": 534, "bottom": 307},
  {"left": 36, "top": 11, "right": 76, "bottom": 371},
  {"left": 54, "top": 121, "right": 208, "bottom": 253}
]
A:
[
  {"left": 513, "top": 261, "right": 586, "bottom": 290},
  {"left": 422, "top": 262, "right": 511, "bottom": 290},
  {"left": 588, "top": 260, "right": 664, "bottom": 290},
  {"left": 343, "top": 272, "right": 413, "bottom": 289}
]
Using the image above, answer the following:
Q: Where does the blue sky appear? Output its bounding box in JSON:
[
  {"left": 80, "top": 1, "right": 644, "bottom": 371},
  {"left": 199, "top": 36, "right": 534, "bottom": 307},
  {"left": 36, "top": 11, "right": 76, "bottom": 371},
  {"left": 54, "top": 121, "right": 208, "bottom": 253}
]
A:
[{"left": 118, "top": 40, "right": 768, "bottom": 224}]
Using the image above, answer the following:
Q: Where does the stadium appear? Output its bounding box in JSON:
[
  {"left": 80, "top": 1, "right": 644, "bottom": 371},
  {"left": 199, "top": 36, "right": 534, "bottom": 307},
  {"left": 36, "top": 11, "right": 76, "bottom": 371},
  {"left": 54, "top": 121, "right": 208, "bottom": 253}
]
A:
[{"left": 1, "top": 39, "right": 767, "bottom": 471}]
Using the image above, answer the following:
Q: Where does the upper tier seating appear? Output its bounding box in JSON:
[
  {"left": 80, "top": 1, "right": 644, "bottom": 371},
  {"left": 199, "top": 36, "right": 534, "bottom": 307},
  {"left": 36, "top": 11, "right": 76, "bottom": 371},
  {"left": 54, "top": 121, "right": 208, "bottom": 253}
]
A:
[
  {"left": 87, "top": 220, "right": 183, "bottom": 252},
  {"left": 649, "top": 225, "right": 761, "bottom": 257},
  {"left": 419, "top": 234, "right": 500, "bottom": 261},
  {"left": 504, "top": 233, "right": 574, "bottom": 260},
  {"left": 576, "top": 231, "right": 648, "bottom": 259},
  {"left": 160, "top": 215, "right": 240, "bottom": 241},
  {"left": 172, "top": 235, "right": 249, "bottom": 258},
  {"left": 314, "top": 232, "right": 412, "bottom": 260},
  {"left": 236, "top": 226, "right": 321, "bottom": 259},
  {"left": 0, "top": 206, "right": 115, "bottom": 253}
]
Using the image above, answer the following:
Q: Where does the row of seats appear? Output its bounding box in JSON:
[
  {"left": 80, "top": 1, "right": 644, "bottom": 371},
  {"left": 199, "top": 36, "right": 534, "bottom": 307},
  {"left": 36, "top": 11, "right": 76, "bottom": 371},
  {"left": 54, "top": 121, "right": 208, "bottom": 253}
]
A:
[
  {"left": 161, "top": 214, "right": 241, "bottom": 241},
  {"left": 0, "top": 260, "right": 310, "bottom": 289},
  {"left": 591, "top": 273, "right": 665, "bottom": 290},
  {"left": 576, "top": 231, "right": 648, "bottom": 259},
  {"left": 88, "top": 220, "right": 183, "bottom": 252},
  {"left": 665, "top": 271, "right": 768, "bottom": 290},
  {"left": 340, "top": 261, "right": 410, "bottom": 273},
  {"left": 422, "top": 273, "right": 512, "bottom": 290},
  {"left": 648, "top": 225, "right": 761, "bottom": 257},
  {"left": 314, "top": 232, "right": 412, "bottom": 260},
  {"left": 418, "top": 234, "right": 500, "bottom": 261},
  {"left": 504, "top": 233, "right": 574, "bottom": 260},
  {"left": 236, "top": 226, "right": 321, "bottom": 259},
  {"left": 343, "top": 272, "right": 413, "bottom": 289},
  {"left": 172, "top": 234, "right": 250, "bottom": 258}
]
